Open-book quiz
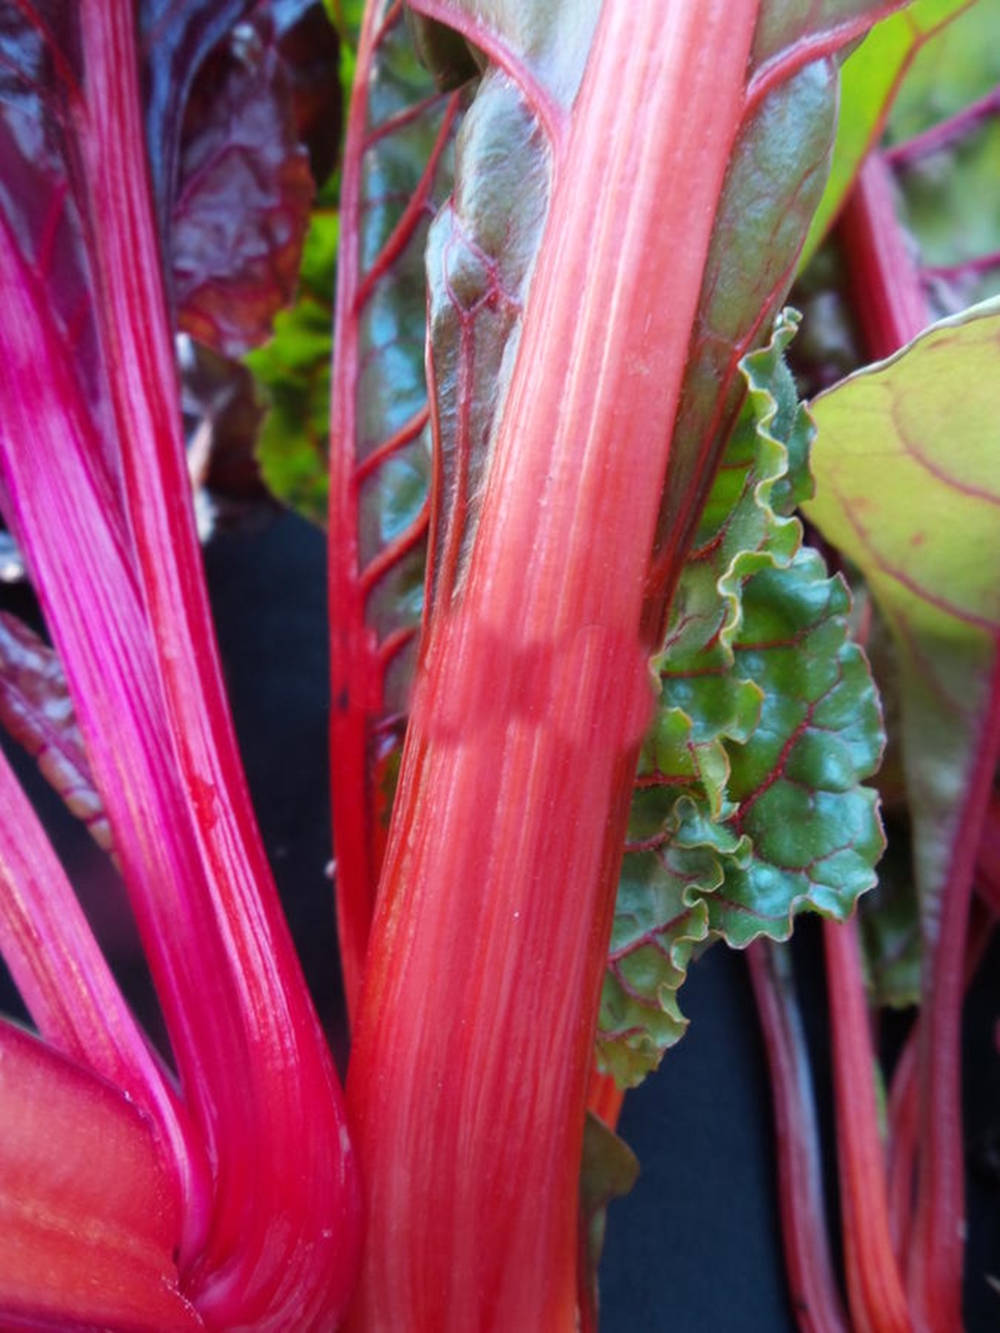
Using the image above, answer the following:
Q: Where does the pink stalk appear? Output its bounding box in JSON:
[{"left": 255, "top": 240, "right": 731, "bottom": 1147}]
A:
[
  {"left": 0, "top": 220, "right": 358, "bottom": 1323},
  {"left": 824, "top": 916, "right": 912, "bottom": 1333},
  {"left": 0, "top": 746, "right": 209, "bottom": 1263},
  {"left": 748, "top": 940, "right": 849, "bottom": 1333},
  {"left": 887, "top": 894, "right": 996, "bottom": 1267},
  {"left": 908, "top": 713, "right": 1000, "bottom": 1333},
  {"left": 0, "top": 4, "right": 360, "bottom": 1323},
  {"left": 345, "top": 3, "right": 760, "bottom": 1326},
  {"left": 69, "top": 2, "right": 361, "bottom": 1321},
  {"left": 0, "top": 213, "right": 237, "bottom": 1268}
]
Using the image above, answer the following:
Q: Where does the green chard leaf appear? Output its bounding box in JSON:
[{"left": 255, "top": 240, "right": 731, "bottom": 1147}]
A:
[
  {"left": 598, "top": 313, "right": 885, "bottom": 1087},
  {"left": 325, "top": 0, "right": 467, "bottom": 1015},
  {"left": 804, "top": 298, "right": 1000, "bottom": 963}
]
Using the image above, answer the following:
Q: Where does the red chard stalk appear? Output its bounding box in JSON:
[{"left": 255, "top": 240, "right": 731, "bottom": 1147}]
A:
[{"left": 341, "top": 1, "right": 907, "bottom": 1326}]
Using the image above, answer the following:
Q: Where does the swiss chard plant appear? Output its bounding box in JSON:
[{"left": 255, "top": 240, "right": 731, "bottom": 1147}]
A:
[{"left": 0, "top": 0, "right": 998, "bottom": 1329}]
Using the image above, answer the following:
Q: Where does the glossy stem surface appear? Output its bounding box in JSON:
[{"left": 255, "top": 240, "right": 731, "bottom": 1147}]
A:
[{"left": 346, "top": 2, "right": 759, "bottom": 1326}]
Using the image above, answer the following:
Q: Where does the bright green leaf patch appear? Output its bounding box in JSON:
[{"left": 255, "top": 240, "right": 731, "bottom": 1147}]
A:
[
  {"left": 245, "top": 178, "right": 337, "bottom": 527},
  {"left": 597, "top": 312, "right": 885, "bottom": 1087}
]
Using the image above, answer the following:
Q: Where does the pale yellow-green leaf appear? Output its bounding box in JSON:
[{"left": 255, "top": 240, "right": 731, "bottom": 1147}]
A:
[{"left": 804, "top": 298, "right": 1000, "bottom": 940}]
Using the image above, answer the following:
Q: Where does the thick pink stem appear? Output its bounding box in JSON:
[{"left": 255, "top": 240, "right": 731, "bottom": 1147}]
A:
[
  {"left": 0, "top": 1020, "right": 201, "bottom": 1330},
  {"left": 345, "top": 4, "right": 760, "bottom": 1327}
]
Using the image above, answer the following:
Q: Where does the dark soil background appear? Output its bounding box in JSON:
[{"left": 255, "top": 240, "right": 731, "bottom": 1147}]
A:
[{"left": 3, "top": 510, "right": 1000, "bottom": 1329}]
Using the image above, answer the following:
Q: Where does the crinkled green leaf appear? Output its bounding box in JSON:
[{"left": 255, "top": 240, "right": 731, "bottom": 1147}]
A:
[
  {"left": 799, "top": 0, "right": 975, "bottom": 270},
  {"left": 804, "top": 297, "right": 1000, "bottom": 972},
  {"left": 598, "top": 313, "right": 885, "bottom": 1086}
]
